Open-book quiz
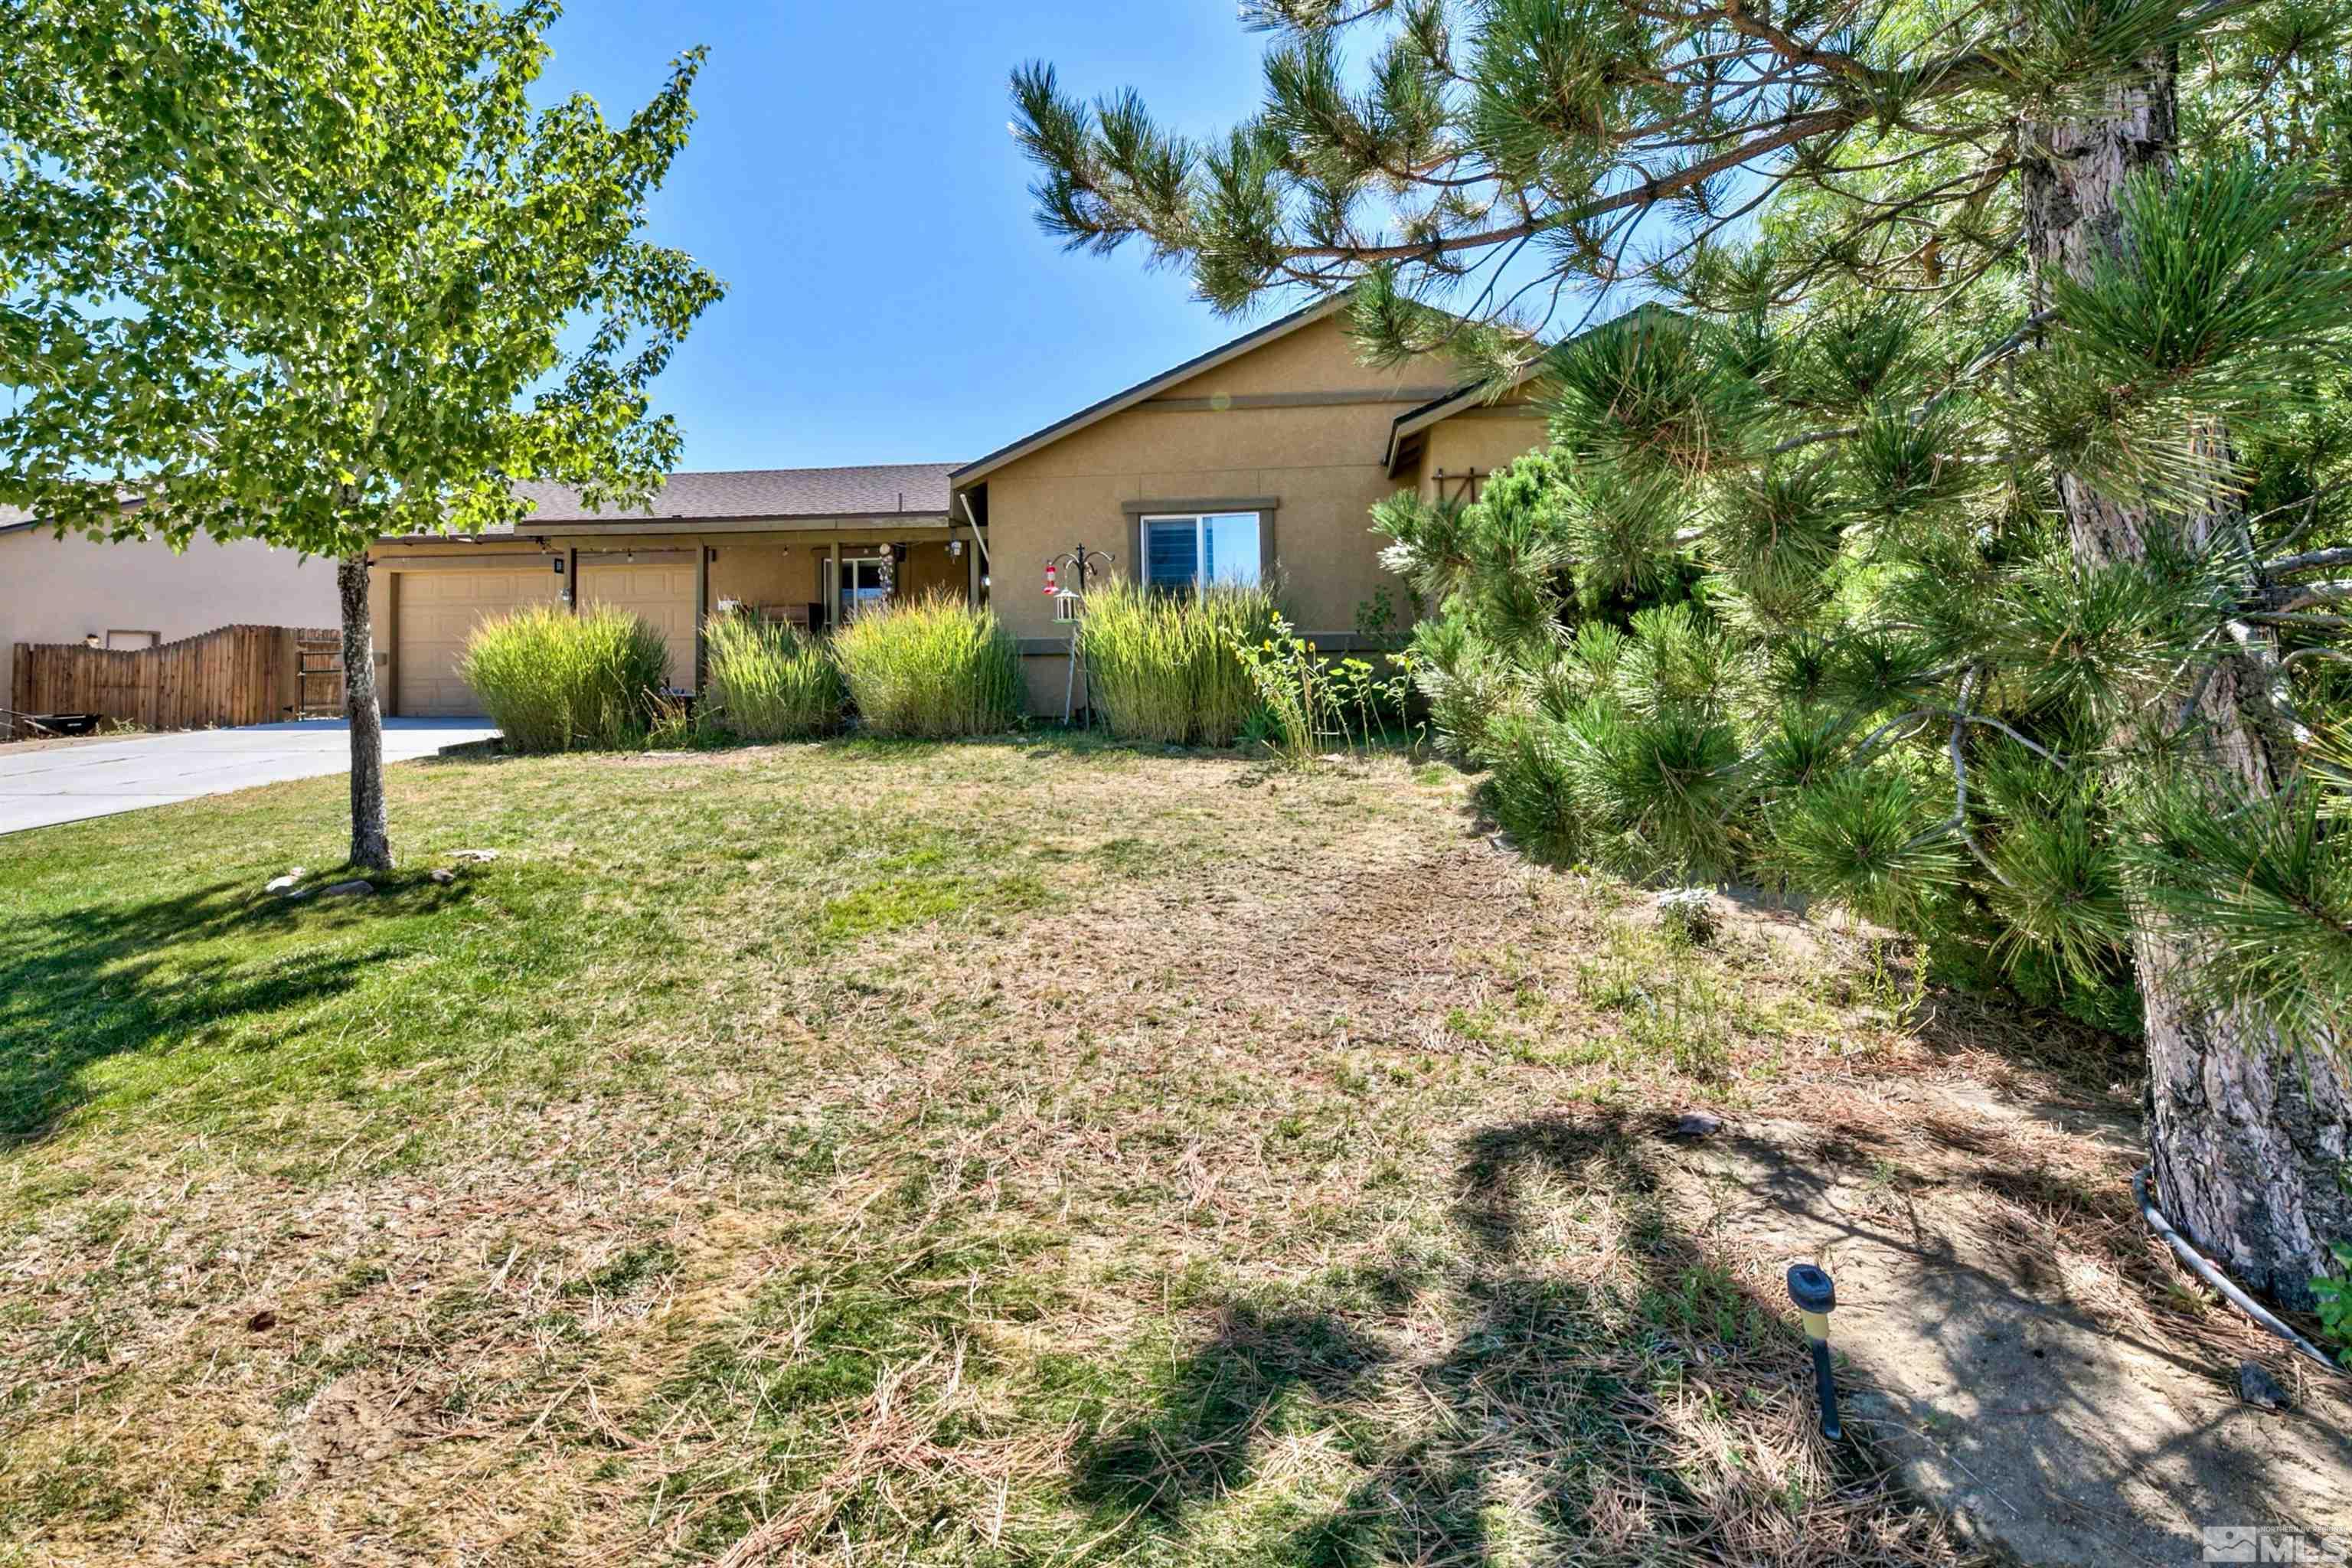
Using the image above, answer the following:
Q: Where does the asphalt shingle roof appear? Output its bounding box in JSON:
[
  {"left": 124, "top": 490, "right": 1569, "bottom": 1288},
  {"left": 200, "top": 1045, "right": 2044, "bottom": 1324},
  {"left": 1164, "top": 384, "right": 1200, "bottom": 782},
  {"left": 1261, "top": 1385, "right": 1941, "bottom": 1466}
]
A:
[{"left": 515, "top": 463, "right": 956, "bottom": 524}]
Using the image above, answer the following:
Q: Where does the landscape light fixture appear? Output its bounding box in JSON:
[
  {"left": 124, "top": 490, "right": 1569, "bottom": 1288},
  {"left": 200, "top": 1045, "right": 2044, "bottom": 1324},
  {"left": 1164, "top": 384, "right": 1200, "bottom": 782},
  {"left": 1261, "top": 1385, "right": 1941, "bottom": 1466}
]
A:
[{"left": 1786, "top": 1263, "right": 1842, "bottom": 1440}]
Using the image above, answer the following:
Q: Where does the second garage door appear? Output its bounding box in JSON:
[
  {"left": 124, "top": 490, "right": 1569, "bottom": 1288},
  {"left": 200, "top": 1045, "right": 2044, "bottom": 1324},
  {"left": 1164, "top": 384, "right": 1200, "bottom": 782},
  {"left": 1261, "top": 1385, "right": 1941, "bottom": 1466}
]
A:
[
  {"left": 394, "top": 567, "right": 564, "bottom": 717},
  {"left": 579, "top": 558, "right": 700, "bottom": 693}
]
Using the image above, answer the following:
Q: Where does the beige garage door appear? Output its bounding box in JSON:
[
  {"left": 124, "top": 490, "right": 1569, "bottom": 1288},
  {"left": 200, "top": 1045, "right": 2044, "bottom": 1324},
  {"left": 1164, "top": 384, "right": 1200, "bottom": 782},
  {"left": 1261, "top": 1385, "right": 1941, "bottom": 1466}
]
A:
[
  {"left": 579, "top": 559, "right": 699, "bottom": 693},
  {"left": 394, "top": 567, "right": 563, "bottom": 717}
]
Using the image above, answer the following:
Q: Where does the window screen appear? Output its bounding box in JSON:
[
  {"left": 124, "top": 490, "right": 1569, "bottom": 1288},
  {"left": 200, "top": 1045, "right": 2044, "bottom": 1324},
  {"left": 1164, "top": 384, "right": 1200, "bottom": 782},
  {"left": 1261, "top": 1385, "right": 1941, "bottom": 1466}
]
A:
[{"left": 1144, "top": 519, "right": 1198, "bottom": 592}]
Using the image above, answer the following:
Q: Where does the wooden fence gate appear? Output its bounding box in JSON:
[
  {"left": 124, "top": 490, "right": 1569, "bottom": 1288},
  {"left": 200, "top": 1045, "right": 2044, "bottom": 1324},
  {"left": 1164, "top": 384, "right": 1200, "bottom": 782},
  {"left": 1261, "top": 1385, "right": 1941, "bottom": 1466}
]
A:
[{"left": 8, "top": 624, "right": 341, "bottom": 739}]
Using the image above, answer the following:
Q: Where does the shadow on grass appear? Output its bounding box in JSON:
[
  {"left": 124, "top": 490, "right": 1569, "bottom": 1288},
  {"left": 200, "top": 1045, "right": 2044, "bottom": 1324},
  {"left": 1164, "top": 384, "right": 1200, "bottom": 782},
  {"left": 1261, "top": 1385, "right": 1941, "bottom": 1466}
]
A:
[
  {"left": 0, "top": 872, "right": 474, "bottom": 1149},
  {"left": 1070, "top": 1115, "right": 1916, "bottom": 1566},
  {"left": 1073, "top": 1303, "right": 1391, "bottom": 1521}
]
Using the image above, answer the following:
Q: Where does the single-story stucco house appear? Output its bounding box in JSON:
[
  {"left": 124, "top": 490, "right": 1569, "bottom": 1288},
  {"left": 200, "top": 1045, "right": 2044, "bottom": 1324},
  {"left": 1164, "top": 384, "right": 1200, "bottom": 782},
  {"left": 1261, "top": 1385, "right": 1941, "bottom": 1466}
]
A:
[
  {"left": 0, "top": 513, "right": 339, "bottom": 662},
  {"left": 367, "top": 295, "right": 1553, "bottom": 717}
]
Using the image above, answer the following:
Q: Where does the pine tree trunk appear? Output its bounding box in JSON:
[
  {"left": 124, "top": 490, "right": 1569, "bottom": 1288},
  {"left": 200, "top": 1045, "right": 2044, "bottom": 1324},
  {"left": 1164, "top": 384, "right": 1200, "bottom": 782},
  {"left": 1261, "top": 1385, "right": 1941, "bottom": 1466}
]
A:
[
  {"left": 338, "top": 552, "right": 394, "bottom": 872},
  {"left": 2022, "top": 55, "right": 2352, "bottom": 1308}
]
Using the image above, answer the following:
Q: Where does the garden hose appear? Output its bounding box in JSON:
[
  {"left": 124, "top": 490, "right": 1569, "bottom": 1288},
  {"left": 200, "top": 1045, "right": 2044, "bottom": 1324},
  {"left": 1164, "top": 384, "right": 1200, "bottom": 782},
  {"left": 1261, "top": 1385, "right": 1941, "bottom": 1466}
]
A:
[{"left": 2134, "top": 1165, "right": 2349, "bottom": 1381}]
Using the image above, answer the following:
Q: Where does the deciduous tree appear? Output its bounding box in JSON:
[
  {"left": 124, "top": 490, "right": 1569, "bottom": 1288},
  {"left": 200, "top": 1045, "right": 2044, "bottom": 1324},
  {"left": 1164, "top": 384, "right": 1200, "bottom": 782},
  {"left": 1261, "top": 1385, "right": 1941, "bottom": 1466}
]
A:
[{"left": 0, "top": 0, "right": 722, "bottom": 867}]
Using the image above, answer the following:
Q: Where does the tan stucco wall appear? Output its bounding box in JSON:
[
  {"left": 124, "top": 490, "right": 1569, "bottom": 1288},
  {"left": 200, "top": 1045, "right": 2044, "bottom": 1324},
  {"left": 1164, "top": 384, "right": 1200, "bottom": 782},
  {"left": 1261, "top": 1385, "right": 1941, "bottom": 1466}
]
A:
[
  {"left": 1417, "top": 405, "right": 1553, "bottom": 504},
  {"left": 0, "top": 528, "right": 338, "bottom": 663},
  {"left": 1151, "top": 313, "right": 1459, "bottom": 401},
  {"left": 962, "top": 312, "right": 1551, "bottom": 712}
]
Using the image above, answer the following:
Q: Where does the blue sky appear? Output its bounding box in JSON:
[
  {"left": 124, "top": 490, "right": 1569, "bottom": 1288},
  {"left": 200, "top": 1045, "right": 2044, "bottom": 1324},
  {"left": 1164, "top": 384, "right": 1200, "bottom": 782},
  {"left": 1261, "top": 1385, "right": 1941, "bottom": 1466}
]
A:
[{"left": 544, "top": 2, "right": 1287, "bottom": 472}]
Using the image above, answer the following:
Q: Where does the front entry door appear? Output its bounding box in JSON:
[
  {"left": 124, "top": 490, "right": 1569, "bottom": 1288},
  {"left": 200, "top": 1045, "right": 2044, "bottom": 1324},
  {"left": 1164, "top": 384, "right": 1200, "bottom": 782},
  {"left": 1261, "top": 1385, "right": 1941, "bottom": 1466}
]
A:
[{"left": 835, "top": 557, "right": 888, "bottom": 624}]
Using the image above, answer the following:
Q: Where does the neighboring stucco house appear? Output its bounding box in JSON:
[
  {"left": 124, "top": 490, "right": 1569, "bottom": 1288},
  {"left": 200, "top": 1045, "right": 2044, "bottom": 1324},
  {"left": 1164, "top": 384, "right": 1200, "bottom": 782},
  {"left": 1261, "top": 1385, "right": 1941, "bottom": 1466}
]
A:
[
  {"left": 0, "top": 514, "right": 338, "bottom": 662},
  {"left": 366, "top": 295, "right": 1553, "bottom": 718}
]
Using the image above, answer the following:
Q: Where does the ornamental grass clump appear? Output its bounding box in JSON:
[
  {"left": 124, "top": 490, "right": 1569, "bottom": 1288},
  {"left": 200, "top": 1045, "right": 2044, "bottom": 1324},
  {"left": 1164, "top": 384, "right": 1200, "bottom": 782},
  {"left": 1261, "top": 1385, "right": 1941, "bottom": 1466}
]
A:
[
  {"left": 1080, "top": 577, "right": 1277, "bottom": 746},
  {"left": 704, "top": 611, "right": 844, "bottom": 740},
  {"left": 459, "top": 603, "right": 669, "bottom": 753},
  {"left": 835, "top": 593, "right": 1022, "bottom": 738}
]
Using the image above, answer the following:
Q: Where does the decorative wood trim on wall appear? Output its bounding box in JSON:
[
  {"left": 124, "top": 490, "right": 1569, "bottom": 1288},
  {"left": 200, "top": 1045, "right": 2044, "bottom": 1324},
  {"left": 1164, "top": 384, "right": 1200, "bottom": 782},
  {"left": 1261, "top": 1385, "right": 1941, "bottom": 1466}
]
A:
[
  {"left": 374, "top": 553, "right": 558, "bottom": 572},
  {"left": 1135, "top": 387, "right": 1457, "bottom": 413},
  {"left": 1118, "top": 497, "right": 1282, "bottom": 517},
  {"left": 1433, "top": 469, "right": 1488, "bottom": 508}
]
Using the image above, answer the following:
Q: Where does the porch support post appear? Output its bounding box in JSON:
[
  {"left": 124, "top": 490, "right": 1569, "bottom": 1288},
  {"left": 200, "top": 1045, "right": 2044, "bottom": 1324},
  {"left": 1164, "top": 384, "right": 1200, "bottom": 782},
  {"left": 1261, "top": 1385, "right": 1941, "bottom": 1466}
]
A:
[
  {"left": 693, "top": 542, "right": 710, "bottom": 691},
  {"left": 828, "top": 541, "right": 841, "bottom": 629}
]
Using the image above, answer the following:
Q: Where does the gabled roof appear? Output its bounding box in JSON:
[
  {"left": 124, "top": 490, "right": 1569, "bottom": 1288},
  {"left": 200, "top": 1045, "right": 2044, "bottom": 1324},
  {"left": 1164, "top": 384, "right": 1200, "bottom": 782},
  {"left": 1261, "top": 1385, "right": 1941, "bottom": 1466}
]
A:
[
  {"left": 1382, "top": 361, "right": 1552, "bottom": 476},
  {"left": 1380, "top": 302, "right": 1674, "bottom": 475},
  {"left": 949, "top": 294, "right": 1351, "bottom": 488},
  {"left": 518, "top": 462, "right": 956, "bottom": 525}
]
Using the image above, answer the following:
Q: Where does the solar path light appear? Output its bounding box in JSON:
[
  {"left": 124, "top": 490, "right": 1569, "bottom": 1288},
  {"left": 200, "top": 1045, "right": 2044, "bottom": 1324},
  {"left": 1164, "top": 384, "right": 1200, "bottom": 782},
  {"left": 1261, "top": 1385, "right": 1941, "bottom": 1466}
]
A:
[{"left": 1786, "top": 1263, "right": 1841, "bottom": 1440}]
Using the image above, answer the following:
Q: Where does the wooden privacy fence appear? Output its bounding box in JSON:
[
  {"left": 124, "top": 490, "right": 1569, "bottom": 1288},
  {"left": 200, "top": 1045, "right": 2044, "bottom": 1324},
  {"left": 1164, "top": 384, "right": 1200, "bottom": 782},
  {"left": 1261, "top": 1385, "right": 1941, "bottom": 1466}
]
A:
[{"left": 8, "top": 624, "right": 341, "bottom": 738}]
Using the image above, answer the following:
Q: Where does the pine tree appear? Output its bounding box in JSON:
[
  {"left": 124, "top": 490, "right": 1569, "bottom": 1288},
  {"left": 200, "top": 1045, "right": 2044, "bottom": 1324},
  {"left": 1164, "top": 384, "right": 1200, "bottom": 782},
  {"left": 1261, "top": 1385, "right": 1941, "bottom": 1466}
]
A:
[{"left": 1012, "top": 0, "right": 2352, "bottom": 1305}]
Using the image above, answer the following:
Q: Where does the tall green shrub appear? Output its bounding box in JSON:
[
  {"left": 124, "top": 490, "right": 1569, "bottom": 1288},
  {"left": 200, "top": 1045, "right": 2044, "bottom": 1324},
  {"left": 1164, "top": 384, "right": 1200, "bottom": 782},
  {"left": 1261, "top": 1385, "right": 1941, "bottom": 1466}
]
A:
[
  {"left": 704, "top": 612, "right": 844, "bottom": 740},
  {"left": 1080, "top": 577, "right": 1276, "bottom": 746},
  {"left": 459, "top": 604, "right": 669, "bottom": 753},
  {"left": 835, "top": 594, "right": 1022, "bottom": 738}
]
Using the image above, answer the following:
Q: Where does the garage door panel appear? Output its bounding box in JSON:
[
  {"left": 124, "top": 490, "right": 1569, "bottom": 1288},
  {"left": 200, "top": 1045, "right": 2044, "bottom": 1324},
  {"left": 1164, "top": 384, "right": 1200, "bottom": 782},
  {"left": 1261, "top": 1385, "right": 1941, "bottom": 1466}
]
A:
[
  {"left": 394, "top": 569, "right": 562, "bottom": 718},
  {"left": 580, "top": 563, "right": 699, "bottom": 693}
]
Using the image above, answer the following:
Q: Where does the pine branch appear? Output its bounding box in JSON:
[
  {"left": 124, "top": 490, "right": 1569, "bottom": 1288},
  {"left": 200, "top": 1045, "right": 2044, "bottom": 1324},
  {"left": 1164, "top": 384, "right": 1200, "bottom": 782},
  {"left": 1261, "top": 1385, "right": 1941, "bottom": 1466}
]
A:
[
  {"left": 1926, "top": 669, "right": 2018, "bottom": 887},
  {"left": 1770, "top": 426, "right": 1864, "bottom": 455},
  {"left": 2284, "top": 580, "right": 2352, "bottom": 609},
  {"left": 2264, "top": 545, "right": 2352, "bottom": 577},
  {"left": 1955, "top": 713, "right": 2070, "bottom": 766},
  {"left": 1274, "top": 109, "right": 1861, "bottom": 263},
  {"left": 1852, "top": 707, "right": 1936, "bottom": 758},
  {"left": 2280, "top": 648, "right": 2352, "bottom": 672}
]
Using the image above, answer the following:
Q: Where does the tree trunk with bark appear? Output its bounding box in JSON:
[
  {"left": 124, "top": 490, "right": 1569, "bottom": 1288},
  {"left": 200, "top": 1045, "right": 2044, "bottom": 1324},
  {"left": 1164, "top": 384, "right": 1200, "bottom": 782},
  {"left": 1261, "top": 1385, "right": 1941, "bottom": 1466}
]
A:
[
  {"left": 2022, "top": 55, "right": 2352, "bottom": 1307},
  {"left": 337, "top": 552, "right": 393, "bottom": 872}
]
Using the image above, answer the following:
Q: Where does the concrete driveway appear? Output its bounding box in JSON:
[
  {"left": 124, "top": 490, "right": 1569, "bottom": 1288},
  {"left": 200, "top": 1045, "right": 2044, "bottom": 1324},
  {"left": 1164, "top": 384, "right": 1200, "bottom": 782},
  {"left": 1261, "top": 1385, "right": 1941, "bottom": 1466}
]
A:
[{"left": 0, "top": 719, "right": 498, "bottom": 835}]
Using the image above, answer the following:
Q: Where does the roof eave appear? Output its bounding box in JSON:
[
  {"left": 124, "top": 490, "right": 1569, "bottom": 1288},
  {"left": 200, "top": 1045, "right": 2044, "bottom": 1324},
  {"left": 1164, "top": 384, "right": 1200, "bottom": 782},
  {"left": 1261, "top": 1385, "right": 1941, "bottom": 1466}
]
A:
[
  {"left": 533, "top": 508, "right": 955, "bottom": 528},
  {"left": 1382, "top": 361, "right": 1549, "bottom": 476},
  {"left": 374, "top": 512, "right": 957, "bottom": 546},
  {"left": 1380, "top": 302, "right": 1677, "bottom": 475}
]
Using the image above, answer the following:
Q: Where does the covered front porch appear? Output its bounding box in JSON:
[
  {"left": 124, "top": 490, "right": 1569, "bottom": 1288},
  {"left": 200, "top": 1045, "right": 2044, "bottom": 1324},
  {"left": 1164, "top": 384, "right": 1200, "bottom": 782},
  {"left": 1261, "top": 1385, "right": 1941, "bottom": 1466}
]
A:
[
  {"left": 371, "top": 521, "right": 986, "bottom": 717},
  {"left": 704, "top": 525, "right": 978, "bottom": 632}
]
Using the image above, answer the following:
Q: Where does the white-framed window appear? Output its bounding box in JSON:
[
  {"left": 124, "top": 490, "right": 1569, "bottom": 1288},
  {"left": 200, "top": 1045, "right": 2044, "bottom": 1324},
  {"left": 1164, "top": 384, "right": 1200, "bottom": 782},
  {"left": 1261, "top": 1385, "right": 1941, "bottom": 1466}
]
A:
[
  {"left": 830, "top": 556, "right": 890, "bottom": 623},
  {"left": 1141, "top": 512, "right": 1262, "bottom": 594}
]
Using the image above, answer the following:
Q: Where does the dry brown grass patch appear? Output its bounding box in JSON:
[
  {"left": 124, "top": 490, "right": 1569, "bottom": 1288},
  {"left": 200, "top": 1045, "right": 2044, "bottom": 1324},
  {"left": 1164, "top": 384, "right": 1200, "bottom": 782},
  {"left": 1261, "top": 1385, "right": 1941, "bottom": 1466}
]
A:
[{"left": 0, "top": 738, "right": 2229, "bottom": 1565}]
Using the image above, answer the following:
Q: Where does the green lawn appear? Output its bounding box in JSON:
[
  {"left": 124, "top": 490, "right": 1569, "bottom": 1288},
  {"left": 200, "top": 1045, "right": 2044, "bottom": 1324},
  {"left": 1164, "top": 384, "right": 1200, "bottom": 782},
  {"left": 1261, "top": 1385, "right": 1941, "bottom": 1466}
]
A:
[{"left": 0, "top": 737, "right": 2128, "bottom": 1565}]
